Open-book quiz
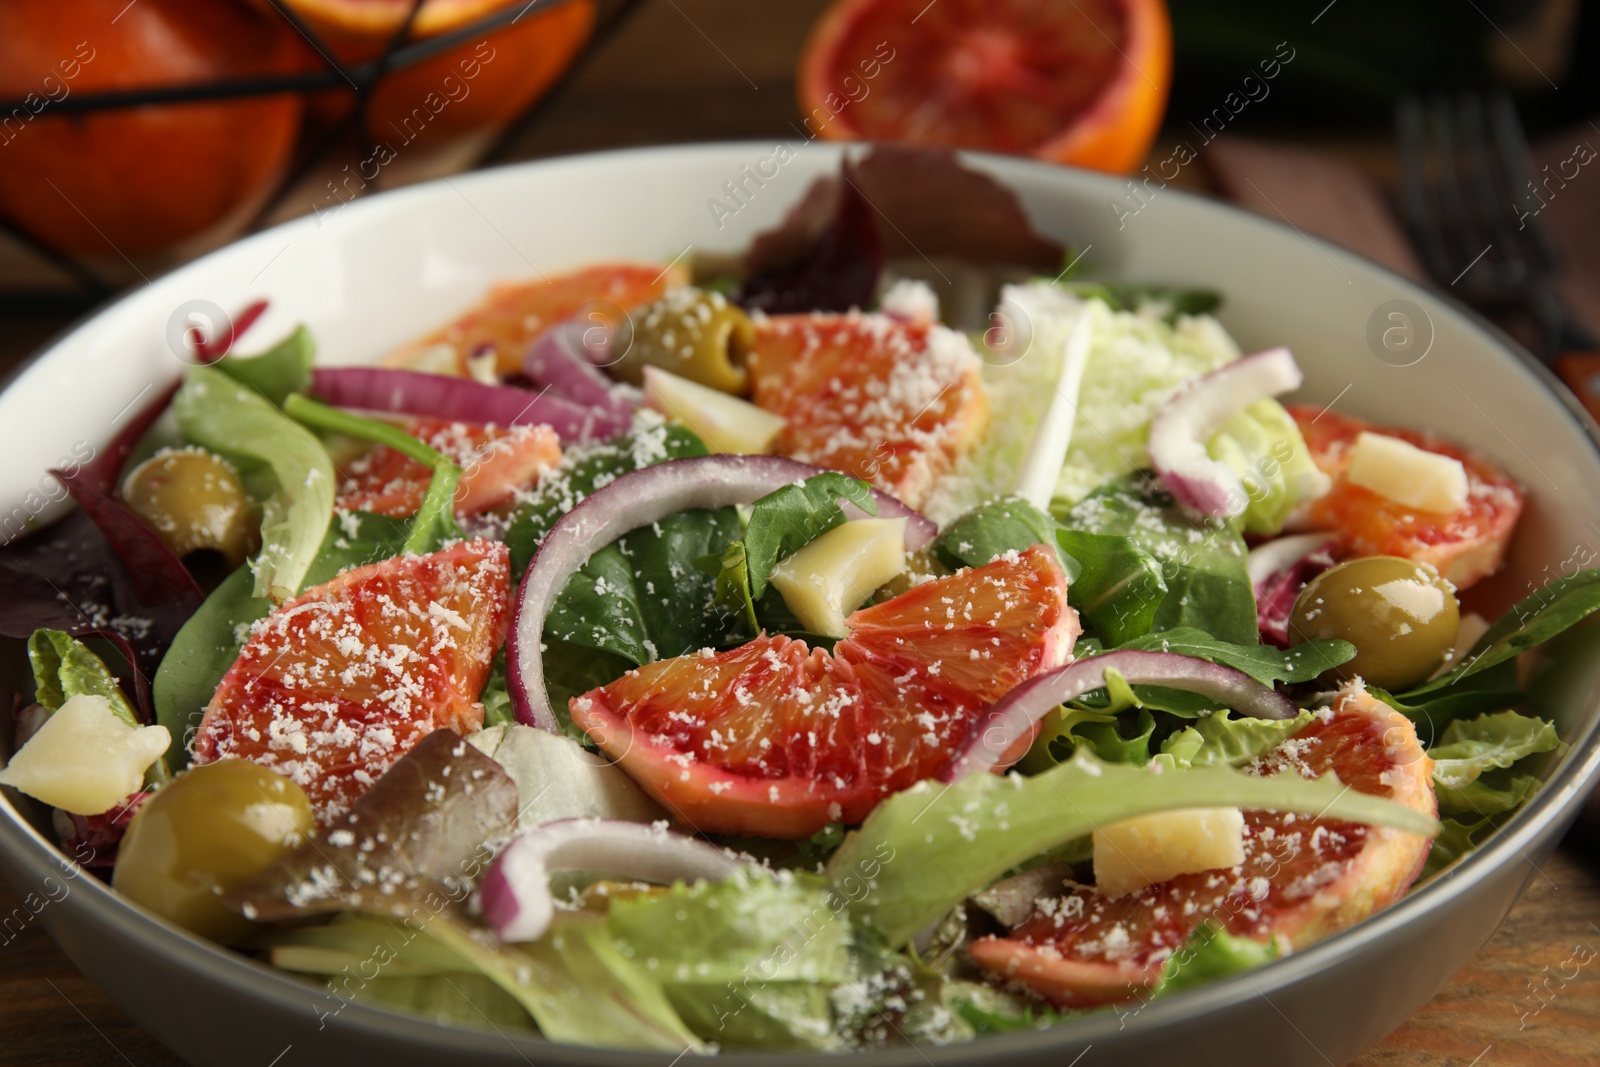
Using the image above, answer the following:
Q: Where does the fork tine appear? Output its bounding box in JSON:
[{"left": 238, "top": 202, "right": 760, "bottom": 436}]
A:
[
  {"left": 1487, "top": 92, "right": 1560, "bottom": 272},
  {"left": 1396, "top": 96, "right": 1456, "bottom": 284},
  {"left": 1428, "top": 93, "right": 1489, "bottom": 283},
  {"left": 1457, "top": 92, "right": 1525, "bottom": 286}
]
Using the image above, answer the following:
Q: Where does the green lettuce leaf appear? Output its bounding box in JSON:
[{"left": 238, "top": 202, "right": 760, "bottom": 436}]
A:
[
  {"left": 827, "top": 751, "right": 1439, "bottom": 947},
  {"left": 1151, "top": 920, "right": 1279, "bottom": 998},
  {"left": 742, "top": 473, "right": 876, "bottom": 600},
  {"left": 1420, "top": 815, "right": 1495, "bottom": 879},
  {"left": 1436, "top": 769, "right": 1542, "bottom": 818},
  {"left": 1059, "top": 474, "right": 1257, "bottom": 644},
  {"left": 1428, "top": 710, "right": 1565, "bottom": 790},
  {"left": 174, "top": 366, "right": 335, "bottom": 602},
  {"left": 1157, "top": 708, "right": 1315, "bottom": 769},
  {"left": 214, "top": 325, "right": 314, "bottom": 407},
  {"left": 1205, "top": 398, "right": 1330, "bottom": 536},
  {"left": 479, "top": 653, "right": 515, "bottom": 728},
  {"left": 1058, "top": 281, "right": 1222, "bottom": 322},
  {"left": 27, "top": 629, "right": 138, "bottom": 723},
  {"left": 1020, "top": 702, "right": 1159, "bottom": 771}
]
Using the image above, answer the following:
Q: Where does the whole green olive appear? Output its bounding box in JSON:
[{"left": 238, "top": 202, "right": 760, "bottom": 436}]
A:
[
  {"left": 121, "top": 448, "right": 257, "bottom": 568},
  {"left": 1288, "top": 555, "right": 1461, "bottom": 691},
  {"left": 112, "top": 759, "right": 313, "bottom": 943},
  {"left": 612, "top": 286, "right": 754, "bottom": 393}
]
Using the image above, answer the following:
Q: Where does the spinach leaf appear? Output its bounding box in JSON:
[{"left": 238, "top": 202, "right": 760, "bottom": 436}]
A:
[
  {"left": 503, "top": 422, "right": 708, "bottom": 574},
  {"left": 1056, "top": 529, "right": 1166, "bottom": 645},
  {"left": 1060, "top": 473, "right": 1258, "bottom": 644},
  {"left": 743, "top": 473, "right": 876, "bottom": 599},
  {"left": 934, "top": 497, "right": 1061, "bottom": 570},
  {"left": 1112, "top": 627, "right": 1356, "bottom": 686},
  {"left": 1373, "top": 657, "right": 1523, "bottom": 730},
  {"left": 214, "top": 325, "right": 314, "bottom": 407},
  {"left": 708, "top": 540, "right": 760, "bottom": 636}
]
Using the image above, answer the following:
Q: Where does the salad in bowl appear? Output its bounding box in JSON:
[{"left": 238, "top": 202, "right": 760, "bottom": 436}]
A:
[{"left": 0, "top": 147, "right": 1589, "bottom": 1054}]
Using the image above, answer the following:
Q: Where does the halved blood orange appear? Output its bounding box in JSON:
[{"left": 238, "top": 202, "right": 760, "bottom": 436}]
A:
[
  {"left": 968, "top": 683, "right": 1436, "bottom": 1007},
  {"left": 388, "top": 262, "right": 689, "bottom": 376},
  {"left": 746, "top": 313, "right": 988, "bottom": 509},
  {"left": 570, "top": 544, "right": 1077, "bottom": 838},
  {"left": 193, "top": 539, "right": 511, "bottom": 821},
  {"left": 798, "top": 0, "right": 1171, "bottom": 174},
  {"left": 1288, "top": 406, "right": 1525, "bottom": 590},
  {"left": 335, "top": 419, "right": 561, "bottom": 518}
]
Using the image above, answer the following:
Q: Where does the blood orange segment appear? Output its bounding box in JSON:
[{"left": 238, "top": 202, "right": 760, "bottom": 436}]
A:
[
  {"left": 799, "top": 0, "right": 1171, "bottom": 174},
  {"left": 570, "top": 544, "right": 1076, "bottom": 838},
  {"left": 1288, "top": 406, "right": 1524, "bottom": 590},
  {"left": 967, "top": 683, "right": 1436, "bottom": 1006},
  {"left": 746, "top": 313, "right": 988, "bottom": 509},
  {"left": 193, "top": 539, "right": 511, "bottom": 821},
  {"left": 388, "top": 262, "right": 690, "bottom": 376},
  {"left": 335, "top": 419, "right": 561, "bottom": 518}
]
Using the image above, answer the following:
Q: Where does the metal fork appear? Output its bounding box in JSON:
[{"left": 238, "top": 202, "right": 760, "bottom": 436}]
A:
[{"left": 1396, "top": 92, "right": 1598, "bottom": 366}]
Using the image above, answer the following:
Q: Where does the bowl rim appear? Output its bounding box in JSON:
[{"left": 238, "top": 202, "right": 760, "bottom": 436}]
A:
[{"left": 3, "top": 139, "right": 1599, "bottom": 1065}]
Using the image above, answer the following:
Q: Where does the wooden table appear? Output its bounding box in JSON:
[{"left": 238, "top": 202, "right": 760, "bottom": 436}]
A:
[{"left": 1, "top": 2, "right": 1598, "bottom": 1064}]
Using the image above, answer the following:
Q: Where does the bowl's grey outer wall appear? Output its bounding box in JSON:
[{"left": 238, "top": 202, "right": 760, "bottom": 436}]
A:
[{"left": 2, "top": 142, "right": 1598, "bottom": 1067}]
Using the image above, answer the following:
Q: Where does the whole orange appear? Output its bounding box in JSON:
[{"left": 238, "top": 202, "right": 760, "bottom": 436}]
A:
[
  {"left": 0, "top": 0, "right": 306, "bottom": 257},
  {"left": 798, "top": 0, "right": 1172, "bottom": 175}
]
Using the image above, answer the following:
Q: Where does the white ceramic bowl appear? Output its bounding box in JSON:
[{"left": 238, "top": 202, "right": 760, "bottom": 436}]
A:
[{"left": 2, "top": 143, "right": 1598, "bottom": 1067}]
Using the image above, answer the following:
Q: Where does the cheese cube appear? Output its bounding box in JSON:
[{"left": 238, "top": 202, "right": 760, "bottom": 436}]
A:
[
  {"left": 1093, "top": 807, "right": 1246, "bottom": 898},
  {"left": 0, "top": 694, "right": 168, "bottom": 815},
  {"left": 1346, "top": 431, "right": 1469, "bottom": 513},
  {"left": 770, "top": 518, "right": 909, "bottom": 637}
]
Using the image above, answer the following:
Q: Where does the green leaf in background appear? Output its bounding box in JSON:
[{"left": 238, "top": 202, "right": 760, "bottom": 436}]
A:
[
  {"left": 174, "top": 366, "right": 335, "bottom": 602},
  {"left": 1425, "top": 710, "right": 1563, "bottom": 819},
  {"left": 27, "top": 629, "right": 138, "bottom": 723},
  {"left": 1151, "top": 920, "right": 1279, "bottom": 998},
  {"left": 1157, "top": 708, "right": 1315, "bottom": 769},
  {"left": 503, "top": 422, "right": 709, "bottom": 575},
  {"left": 946, "top": 983, "right": 1072, "bottom": 1035},
  {"left": 479, "top": 653, "right": 515, "bottom": 728},
  {"left": 1056, "top": 528, "right": 1166, "bottom": 645},
  {"left": 1057, "top": 281, "right": 1222, "bottom": 324},
  {"left": 935, "top": 497, "right": 1062, "bottom": 570},
  {"left": 1436, "top": 769, "right": 1542, "bottom": 818},
  {"left": 743, "top": 473, "right": 876, "bottom": 600},
  {"left": 827, "top": 751, "right": 1439, "bottom": 947},
  {"left": 1372, "top": 657, "right": 1523, "bottom": 731},
  {"left": 359, "top": 972, "right": 535, "bottom": 1033},
  {"left": 1112, "top": 627, "right": 1356, "bottom": 686},
  {"left": 1420, "top": 815, "right": 1495, "bottom": 880},
  {"left": 214, "top": 325, "right": 314, "bottom": 407},
  {"left": 1060, "top": 474, "right": 1257, "bottom": 644},
  {"left": 1206, "top": 398, "right": 1330, "bottom": 537}
]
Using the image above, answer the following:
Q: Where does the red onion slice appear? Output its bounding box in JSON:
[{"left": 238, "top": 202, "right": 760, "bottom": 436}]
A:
[
  {"left": 480, "top": 818, "right": 743, "bottom": 943},
  {"left": 310, "top": 366, "right": 626, "bottom": 442},
  {"left": 941, "top": 649, "right": 1300, "bottom": 781},
  {"left": 521, "top": 324, "right": 638, "bottom": 421},
  {"left": 1250, "top": 532, "right": 1337, "bottom": 648},
  {"left": 508, "top": 454, "right": 937, "bottom": 731},
  {"left": 1149, "top": 347, "right": 1303, "bottom": 518}
]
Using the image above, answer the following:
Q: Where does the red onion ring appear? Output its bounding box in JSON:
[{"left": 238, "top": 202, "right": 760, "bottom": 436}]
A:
[
  {"left": 1250, "top": 532, "right": 1338, "bottom": 648},
  {"left": 508, "top": 454, "right": 937, "bottom": 732},
  {"left": 941, "top": 649, "right": 1300, "bottom": 782},
  {"left": 1149, "top": 347, "right": 1303, "bottom": 517},
  {"left": 310, "top": 366, "right": 625, "bottom": 442},
  {"left": 521, "top": 324, "right": 637, "bottom": 422},
  {"left": 480, "top": 818, "right": 743, "bottom": 943}
]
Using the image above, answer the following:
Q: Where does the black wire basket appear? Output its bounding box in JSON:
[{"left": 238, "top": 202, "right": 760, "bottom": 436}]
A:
[{"left": 0, "top": 0, "right": 643, "bottom": 314}]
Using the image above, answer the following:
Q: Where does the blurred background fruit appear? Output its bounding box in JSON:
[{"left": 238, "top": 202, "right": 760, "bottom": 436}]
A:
[
  {"left": 0, "top": 0, "right": 305, "bottom": 257},
  {"left": 798, "top": 0, "right": 1171, "bottom": 174}
]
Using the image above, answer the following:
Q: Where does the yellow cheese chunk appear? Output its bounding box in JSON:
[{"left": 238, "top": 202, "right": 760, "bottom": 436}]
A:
[
  {"left": 643, "top": 365, "right": 787, "bottom": 454},
  {"left": 1346, "top": 431, "right": 1469, "bottom": 513},
  {"left": 1092, "top": 807, "right": 1246, "bottom": 898},
  {"left": 0, "top": 694, "right": 168, "bottom": 815},
  {"left": 770, "top": 518, "right": 909, "bottom": 637}
]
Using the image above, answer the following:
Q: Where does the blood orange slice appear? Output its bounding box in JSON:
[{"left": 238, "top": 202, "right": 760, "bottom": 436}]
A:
[
  {"left": 799, "top": 0, "right": 1171, "bottom": 174},
  {"left": 967, "top": 683, "right": 1436, "bottom": 1006},
  {"left": 570, "top": 544, "right": 1077, "bottom": 838},
  {"left": 746, "top": 312, "right": 988, "bottom": 509},
  {"left": 1288, "top": 406, "right": 1524, "bottom": 590},
  {"left": 193, "top": 539, "right": 511, "bottom": 821},
  {"left": 388, "top": 262, "right": 689, "bottom": 376},
  {"left": 335, "top": 419, "right": 561, "bottom": 518}
]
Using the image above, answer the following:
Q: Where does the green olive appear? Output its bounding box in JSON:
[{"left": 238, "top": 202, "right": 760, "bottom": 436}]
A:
[
  {"left": 112, "top": 760, "right": 313, "bottom": 943},
  {"left": 121, "top": 449, "right": 257, "bottom": 568},
  {"left": 1289, "top": 556, "right": 1461, "bottom": 691},
  {"left": 612, "top": 286, "right": 754, "bottom": 393}
]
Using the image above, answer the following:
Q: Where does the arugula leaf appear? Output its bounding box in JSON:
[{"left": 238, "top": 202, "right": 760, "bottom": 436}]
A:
[
  {"left": 1056, "top": 528, "right": 1166, "bottom": 645},
  {"left": 503, "top": 422, "right": 708, "bottom": 574},
  {"left": 743, "top": 473, "right": 876, "bottom": 599},
  {"left": 1152, "top": 921, "right": 1279, "bottom": 998},
  {"left": 1372, "top": 657, "right": 1522, "bottom": 731},
  {"left": 153, "top": 511, "right": 411, "bottom": 767},
  {"left": 174, "top": 367, "right": 335, "bottom": 602},
  {"left": 828, "top": 751, "right": 1439, "bottom": 946},
  {"left": 1158, "top": 708, "right": 1315, "bottom": 769},
  {"left": 934, "top": 497, "right": 1061, "bottom": 570},
  {"left": 1112, "top": 627, "right": 1356, "bottom": 686},
  {"left": 1060, "top": 474, "right": 1257, "bottom": 644},
  {"left": 214, "top": 325, "right": 314, "bottom": 407}
]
